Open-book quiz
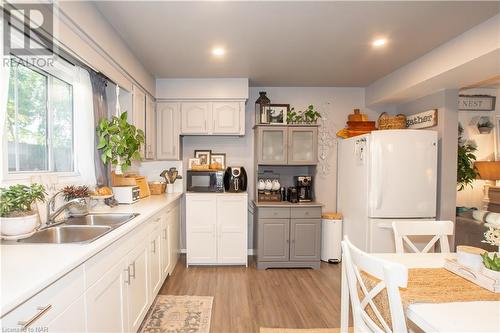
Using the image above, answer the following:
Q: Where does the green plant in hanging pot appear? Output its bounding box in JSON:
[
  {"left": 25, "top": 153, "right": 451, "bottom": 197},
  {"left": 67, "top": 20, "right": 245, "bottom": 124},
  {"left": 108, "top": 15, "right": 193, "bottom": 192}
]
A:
[
  {"left": 303, "top": 105, "right": 322, "bottom": 124},
  {"left": 96, "top": 112, "right": 145, "bottom": 174},
  {"left": 457, "top": 123, "right": 479, "bottom": 191},
  {"left": 0, "top": 184, "right": 46, "bottom": 238}
]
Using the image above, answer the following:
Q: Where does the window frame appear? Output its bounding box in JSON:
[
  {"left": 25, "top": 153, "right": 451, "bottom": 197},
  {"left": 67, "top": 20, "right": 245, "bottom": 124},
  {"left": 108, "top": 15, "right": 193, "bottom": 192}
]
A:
[{"left": 2, "top": 56, "right": 80, "bottom": 182}]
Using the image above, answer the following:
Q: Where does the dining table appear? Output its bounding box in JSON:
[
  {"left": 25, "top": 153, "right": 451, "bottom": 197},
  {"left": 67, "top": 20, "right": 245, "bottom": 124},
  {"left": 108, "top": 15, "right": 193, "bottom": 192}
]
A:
[{"left": 340, "top": 252, "right": 500, "bottom": 333}]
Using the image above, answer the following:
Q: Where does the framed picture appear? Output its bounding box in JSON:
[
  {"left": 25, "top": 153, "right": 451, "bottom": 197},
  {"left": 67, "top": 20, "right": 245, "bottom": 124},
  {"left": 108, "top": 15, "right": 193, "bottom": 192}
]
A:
[
  {"left": 194, "top": 150, "right": 211, "bottom": 166},
  {"left": 188, "top": 158, "right": 200, "bottom": 169},
  {"left": 210, "top": 153, "right": 226, "bottom": 170},
  {"left": 263, "top": 104, "right": 289, "bottom": 124}
]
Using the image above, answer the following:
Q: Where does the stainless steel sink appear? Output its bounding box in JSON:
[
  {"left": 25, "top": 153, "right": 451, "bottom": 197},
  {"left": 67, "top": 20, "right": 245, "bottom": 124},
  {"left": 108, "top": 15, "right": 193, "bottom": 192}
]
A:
[
  {"left": 64, "top": 213, "right": 139, "bottom": 227},
  {"left": 17, "top": 213, "right": 139, "bottom": 244},
  {"left": 18, "top": 226, "right": 112, "bottom": 244}
]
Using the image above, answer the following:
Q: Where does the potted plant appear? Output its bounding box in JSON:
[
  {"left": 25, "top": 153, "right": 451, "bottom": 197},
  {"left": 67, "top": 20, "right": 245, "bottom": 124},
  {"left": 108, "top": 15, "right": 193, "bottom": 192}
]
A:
[
  {"left": 477, "top": 117, "right": 494, "bottom": 134},
  {"left": 481, "top": 224, "right": 500, "bottom": 279},
  {"left": 0, "top": 184, "right": 46, "bottom": 238},
  {"left": 287, "top": 108, "right": 299, "bottom": 124},
  {"left": 62, "top": 185, "right": 90, "bottom": 216},
  {"left": 304, "top": 105, "right": 322, "bottom": 124},
  {"left": 457, "top": 123, "right": 479, "bottom": 191},
  {"left": 96, "top": 111, "right": 145, "bottom": 174}
]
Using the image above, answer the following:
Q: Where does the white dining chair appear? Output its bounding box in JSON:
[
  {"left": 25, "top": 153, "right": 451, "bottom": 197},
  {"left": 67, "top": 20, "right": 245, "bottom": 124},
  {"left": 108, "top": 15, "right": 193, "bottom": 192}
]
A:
[
  {"left": 341, "top": 236, "right": 408, "bottom": 333},
  {"left": 391, "top": 220, "right": 454, "bottom": 254}
]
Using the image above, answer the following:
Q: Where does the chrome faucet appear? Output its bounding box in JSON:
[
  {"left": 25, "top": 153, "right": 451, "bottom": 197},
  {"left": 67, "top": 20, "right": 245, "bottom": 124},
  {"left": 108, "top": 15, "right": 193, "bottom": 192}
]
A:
[{"left": 46, "top": 191, "right": 87, "bottom": 226}]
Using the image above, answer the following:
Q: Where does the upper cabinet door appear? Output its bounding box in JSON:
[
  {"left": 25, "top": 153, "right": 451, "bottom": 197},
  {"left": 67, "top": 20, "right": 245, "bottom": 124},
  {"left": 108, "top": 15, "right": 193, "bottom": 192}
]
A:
[
  {"left": 180, "top": 102, "right": 210, "bottom": 134},
  {"left": 256, "top": 127, "right": 288, "bottom": 165},
  {"left": 212, "top": 102, "right": 244, "bottom": 135},
  {"left": 132, "top": 85, "right": 146, "bottom": 157},
  {"left": 145, "top": 95, "right": 156, "bottom": 160},
  {"left": 157, "top": 102, "right": 181, "bottom": 160},
  {"left": 288, "top": 127, "right": 318, "bottom": 165}
]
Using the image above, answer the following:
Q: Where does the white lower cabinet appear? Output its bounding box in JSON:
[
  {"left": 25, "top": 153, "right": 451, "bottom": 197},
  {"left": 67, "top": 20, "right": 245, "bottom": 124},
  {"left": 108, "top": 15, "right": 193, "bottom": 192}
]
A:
[
  {"left": 149, "top": 218, "right": 163, "bottom": 298},
  {"left": 186, "top": 193, "right": 248, "bottom": 266},
  {"left": 1, "top": 199, "right": 181, "bottom": 333},
  {"left": 86, "top": 258, "right": 129, "bottom": 333}
]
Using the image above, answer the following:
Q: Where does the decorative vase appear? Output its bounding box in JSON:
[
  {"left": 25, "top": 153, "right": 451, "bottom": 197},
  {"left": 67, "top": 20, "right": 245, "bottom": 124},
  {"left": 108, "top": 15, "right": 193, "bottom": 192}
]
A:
[
  {"left": 0, "top": 213, "right": 40, "bottom": 238},
  {"left": 482, "top": 265, "right": 500, "bottom": 282},
  {"left": 67, "top": 198, "right": 89, "bottom": 216}
]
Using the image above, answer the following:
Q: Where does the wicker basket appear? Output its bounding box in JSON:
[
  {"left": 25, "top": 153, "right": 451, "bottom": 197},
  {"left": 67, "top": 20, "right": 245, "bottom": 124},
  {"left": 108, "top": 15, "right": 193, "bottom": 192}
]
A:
[
  {"left": 149, "top": 182, "right": 166, "bottom": 195},
  {"left": 378, "top": 112, "right": 407, "bottom": 130}
]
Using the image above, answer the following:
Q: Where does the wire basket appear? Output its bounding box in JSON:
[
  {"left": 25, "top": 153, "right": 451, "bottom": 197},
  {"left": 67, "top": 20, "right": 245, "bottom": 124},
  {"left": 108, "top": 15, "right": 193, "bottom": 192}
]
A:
[{"left": 378, "top": 112, "right": 407, "bottom": 129}]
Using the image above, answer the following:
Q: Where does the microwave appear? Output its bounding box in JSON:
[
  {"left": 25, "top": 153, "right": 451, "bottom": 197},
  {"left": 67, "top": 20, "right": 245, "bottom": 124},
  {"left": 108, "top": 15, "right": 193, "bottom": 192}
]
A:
[
  {"left": 112, "top": 186, "right": 140, "bottom": 204},
  {"left": 186, "top": 170, "right": 224, "bottom": 192}
]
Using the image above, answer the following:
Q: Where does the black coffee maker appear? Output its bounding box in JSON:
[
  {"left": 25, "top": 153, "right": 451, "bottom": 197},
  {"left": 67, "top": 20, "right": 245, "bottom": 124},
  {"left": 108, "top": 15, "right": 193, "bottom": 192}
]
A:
[
  {"left": 224, "top": 167, "right": 247, "bottom": 192},
  {"left": 295, "top": 176, "right": 313, "bottom": 202}
]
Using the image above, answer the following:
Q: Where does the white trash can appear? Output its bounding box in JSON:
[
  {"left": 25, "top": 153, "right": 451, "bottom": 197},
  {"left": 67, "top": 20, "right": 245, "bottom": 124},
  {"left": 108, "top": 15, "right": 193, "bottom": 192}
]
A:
[{"left": 321, "top": 213, "right": 342, "bottom": 263}]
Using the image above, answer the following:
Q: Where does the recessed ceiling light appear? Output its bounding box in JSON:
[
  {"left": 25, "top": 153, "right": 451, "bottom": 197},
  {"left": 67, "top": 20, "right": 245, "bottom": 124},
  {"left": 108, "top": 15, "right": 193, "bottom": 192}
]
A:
[
  {"left": 372, "top": 38, "right": 387, "bottom": 47},
  {"left": 212, "top": 47, "right": 225, "bottom": 56}
]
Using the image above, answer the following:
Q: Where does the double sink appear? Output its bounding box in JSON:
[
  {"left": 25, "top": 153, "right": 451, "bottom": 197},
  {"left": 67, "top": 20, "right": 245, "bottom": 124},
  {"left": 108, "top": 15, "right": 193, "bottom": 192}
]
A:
[{"left": 18, "top": 213, "right": 139, "bottom": 244}]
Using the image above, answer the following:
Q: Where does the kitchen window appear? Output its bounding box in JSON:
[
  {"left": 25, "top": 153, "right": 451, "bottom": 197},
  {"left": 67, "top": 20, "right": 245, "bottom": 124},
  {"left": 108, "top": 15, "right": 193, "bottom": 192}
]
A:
[{"left": 6, "top": 60, "right": 74, "bottom": 174}]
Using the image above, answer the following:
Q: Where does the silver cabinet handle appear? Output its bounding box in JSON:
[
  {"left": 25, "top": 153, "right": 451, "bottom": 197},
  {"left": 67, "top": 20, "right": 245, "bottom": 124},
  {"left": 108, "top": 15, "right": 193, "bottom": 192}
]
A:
[
  {"left": 152, "top": 240, "right": 156, "bottom": 253},
  {"left": 130, "top": 262, "right": 136, "bottom": 279},
  {"left": 124, "top": 266, "right": 131, "bottom": 285},
  {"left": 204, "top": 119, "right": 207, "bottom": 130},
  {"left": 18, "top": 304, "right": 52, "bottom": 329},
  {"left": 163, "top": 228, "right": 167, "bottom": 240}
]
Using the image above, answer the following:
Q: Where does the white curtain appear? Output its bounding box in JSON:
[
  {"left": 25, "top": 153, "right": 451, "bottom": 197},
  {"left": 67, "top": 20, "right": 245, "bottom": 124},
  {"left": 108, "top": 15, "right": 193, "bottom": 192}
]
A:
[
  {"left": 73, "top": 67, "right": 96, "bottom": 185},
  {"left": 0, "top": 17, "right": 10, "bottom": 182}
]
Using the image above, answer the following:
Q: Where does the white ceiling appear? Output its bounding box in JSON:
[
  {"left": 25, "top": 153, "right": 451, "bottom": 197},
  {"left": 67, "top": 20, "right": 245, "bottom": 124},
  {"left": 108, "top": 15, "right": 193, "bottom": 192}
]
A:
[{"left": 94, "top": 1, "right": 500, "bottom": 87}]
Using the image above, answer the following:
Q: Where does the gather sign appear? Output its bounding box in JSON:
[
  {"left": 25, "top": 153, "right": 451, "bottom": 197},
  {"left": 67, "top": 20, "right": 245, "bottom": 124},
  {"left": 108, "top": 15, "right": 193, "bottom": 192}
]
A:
[{"left": 406, "top": 109, "right": 438, "bottom": 129}]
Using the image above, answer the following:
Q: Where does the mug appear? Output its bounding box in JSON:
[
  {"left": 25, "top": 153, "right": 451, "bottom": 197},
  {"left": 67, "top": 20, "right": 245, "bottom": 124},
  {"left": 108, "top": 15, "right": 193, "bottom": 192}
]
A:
[
  {"left": 265, "top": 179, "right": 273, "bottom": 190},
  {"left": 258, "top": 179, "right": 266, "bottom": 191}
]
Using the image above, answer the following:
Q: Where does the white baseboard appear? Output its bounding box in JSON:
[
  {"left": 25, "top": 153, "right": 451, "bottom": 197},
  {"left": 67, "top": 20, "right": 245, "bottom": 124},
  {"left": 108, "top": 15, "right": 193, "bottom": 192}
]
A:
[{"left": 180, "top": 248, "right": 255, "bottom": 255}]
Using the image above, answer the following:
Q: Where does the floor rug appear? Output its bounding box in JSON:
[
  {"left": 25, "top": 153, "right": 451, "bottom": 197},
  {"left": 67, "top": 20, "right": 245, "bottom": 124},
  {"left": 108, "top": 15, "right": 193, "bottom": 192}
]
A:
[{"left": 140, "top": 295, "right": 213, "bottom": 333}]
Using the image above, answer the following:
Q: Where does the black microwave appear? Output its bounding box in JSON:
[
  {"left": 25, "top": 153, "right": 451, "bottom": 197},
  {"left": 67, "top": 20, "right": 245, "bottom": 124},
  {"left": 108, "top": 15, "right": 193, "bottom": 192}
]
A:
[{"left": 186, "top": 170, "right": 224, "bottom": 192}]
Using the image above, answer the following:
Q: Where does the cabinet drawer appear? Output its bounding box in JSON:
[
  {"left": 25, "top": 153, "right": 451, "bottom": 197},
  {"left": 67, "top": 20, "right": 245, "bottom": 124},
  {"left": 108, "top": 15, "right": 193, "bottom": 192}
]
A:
[
  {"left": 1, "top": 266, "right": 85, "bottom": 331},
  {"left": 291, "top": 207, "right": 322, "bottom": 219},
  {"left": 258, "top": 207, "right": 290, "bottom": 219}
]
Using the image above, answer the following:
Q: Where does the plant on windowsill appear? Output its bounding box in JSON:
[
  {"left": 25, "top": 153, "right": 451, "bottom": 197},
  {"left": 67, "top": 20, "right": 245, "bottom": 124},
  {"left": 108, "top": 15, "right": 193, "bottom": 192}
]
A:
[
  {"left": 457, "top": 123, "right": 479, "bottom": 191},
  {"left": 62, "top": 185, "right": 90, "bottom": 216},
  {"left": 96, "top": 111, "right": 145, "bottom": 174},
  {"left": 477, "top": 117, "right": 494, "bottom": 134},
  {"left": 0, "top": 184, "right": 46, "bottom": 238}
]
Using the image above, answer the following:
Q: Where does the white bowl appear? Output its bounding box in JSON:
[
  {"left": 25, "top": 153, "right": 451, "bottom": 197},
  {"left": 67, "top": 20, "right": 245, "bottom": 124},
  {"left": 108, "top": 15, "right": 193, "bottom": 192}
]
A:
[
  {"left": 0, "top": 213, "right": 40, "bottom": 237},
  {"left": 457, "top": 246, "right": 485, "bottom": 271}
]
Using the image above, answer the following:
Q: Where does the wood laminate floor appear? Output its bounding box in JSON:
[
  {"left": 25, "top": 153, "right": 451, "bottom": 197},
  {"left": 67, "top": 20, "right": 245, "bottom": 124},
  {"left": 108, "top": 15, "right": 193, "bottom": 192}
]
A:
[{"left": 158, "top": 255, "right": 343, "bottom": 333}]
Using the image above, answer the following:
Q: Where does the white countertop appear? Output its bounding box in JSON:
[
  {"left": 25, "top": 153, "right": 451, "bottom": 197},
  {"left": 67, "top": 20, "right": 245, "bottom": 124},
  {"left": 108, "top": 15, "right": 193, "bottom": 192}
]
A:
[{"left": 0, "top": 193, "right": 183, "bottom": 317}]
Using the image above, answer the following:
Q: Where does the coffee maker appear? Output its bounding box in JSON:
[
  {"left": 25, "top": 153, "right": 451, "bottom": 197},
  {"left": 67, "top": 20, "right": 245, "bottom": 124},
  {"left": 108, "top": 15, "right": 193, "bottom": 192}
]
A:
[
  {"left": 224, "top": 166, "right": 247, "bottom": 192},
  {"left": 295, "top": 176, "right": 313, "bottom": 202}
]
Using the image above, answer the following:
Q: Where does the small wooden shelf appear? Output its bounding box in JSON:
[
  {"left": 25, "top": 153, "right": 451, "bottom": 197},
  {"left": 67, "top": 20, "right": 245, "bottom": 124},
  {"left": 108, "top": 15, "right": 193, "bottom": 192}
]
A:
[{"left": 252, "top": 123, "right": 320, "bottom": 129}]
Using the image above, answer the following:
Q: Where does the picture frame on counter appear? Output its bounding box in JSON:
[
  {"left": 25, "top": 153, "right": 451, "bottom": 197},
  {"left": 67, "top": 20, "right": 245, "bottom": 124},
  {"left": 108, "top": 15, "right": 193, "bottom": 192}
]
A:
[
  {"left": 210, "top": 153, "right": 226, "bottom": 170},
  {"left": 194, "top": 150, "right": 211, "bottom": 166},
  {"left": 263, "top": 104, "right": 289, "bottom": 124},
  {"left": 188, "top": 158, "right": 201, "bottom": 169},
  {"left": 458, "top": 95, "right": 496, "bottom": 111}
]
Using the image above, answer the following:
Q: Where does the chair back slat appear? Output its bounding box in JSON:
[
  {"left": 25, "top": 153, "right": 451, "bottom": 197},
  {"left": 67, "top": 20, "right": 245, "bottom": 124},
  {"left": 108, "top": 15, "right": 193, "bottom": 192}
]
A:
[
  {"left": 341, "top": 237, "right": 408, "bottom": 333},
  {"left": 392, "top": 220, "right": 453, "bottom": 253}
]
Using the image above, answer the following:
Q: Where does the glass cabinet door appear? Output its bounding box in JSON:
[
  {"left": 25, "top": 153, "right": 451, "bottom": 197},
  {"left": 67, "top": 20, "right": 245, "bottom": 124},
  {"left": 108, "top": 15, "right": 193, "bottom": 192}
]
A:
[
  {"left": 288, "top": 127, "right": 318, "bottom": 165},
  {"left": 257, "top": 127, "right": 288, "bottom": 164}
]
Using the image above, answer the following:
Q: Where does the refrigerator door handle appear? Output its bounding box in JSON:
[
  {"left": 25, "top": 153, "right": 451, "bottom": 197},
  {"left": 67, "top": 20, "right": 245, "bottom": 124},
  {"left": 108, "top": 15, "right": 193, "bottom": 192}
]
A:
[{"left": 373, "top": 142, "right": 383, "bottom": 209}]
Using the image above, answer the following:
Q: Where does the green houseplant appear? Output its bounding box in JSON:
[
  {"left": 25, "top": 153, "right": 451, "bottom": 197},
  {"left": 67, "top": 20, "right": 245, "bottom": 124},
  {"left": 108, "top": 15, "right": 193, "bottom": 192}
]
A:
[
  {"left": 96, "top": 112, "right": 145, "bottom": 174},
  {"left": 0, "top": 184, "right": 46, "bottom": 238},
  {"left": 457, "top": 123, "right": 479, "bottom": 191},
  {"left": 303, "top": 105, "right": 322, "bottom": 124}
]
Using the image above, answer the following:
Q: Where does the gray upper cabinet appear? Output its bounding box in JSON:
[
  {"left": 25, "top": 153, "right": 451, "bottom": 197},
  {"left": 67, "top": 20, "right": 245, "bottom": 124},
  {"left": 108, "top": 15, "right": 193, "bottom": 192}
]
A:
[
  {"left": 290, "top": 219, "right": 321, "bottom": 261},
  {"left": 288, "top": 127, "right": 318, "bottom": 165},
  {"left": 255, "top": 126, "right": 318, "bottom": 165},
  {"left": 257, "top": 218, "right": 289, "bottom": 262},
  {"left": 256, "top": 126, "right": 288, "bottom": 165}
]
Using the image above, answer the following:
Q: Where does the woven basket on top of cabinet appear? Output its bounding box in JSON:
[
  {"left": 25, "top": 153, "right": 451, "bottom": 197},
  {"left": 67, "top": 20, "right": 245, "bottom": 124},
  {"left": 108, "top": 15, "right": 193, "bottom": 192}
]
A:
[{"left": 378, "top": 112, "right": 407, "bottom": 130}]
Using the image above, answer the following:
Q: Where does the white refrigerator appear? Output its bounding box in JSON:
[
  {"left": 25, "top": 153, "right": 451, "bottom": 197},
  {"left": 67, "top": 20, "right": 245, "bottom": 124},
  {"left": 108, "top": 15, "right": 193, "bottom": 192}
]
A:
[{"left": 337, "top": 129, "right": 438, "bottom": 253}]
